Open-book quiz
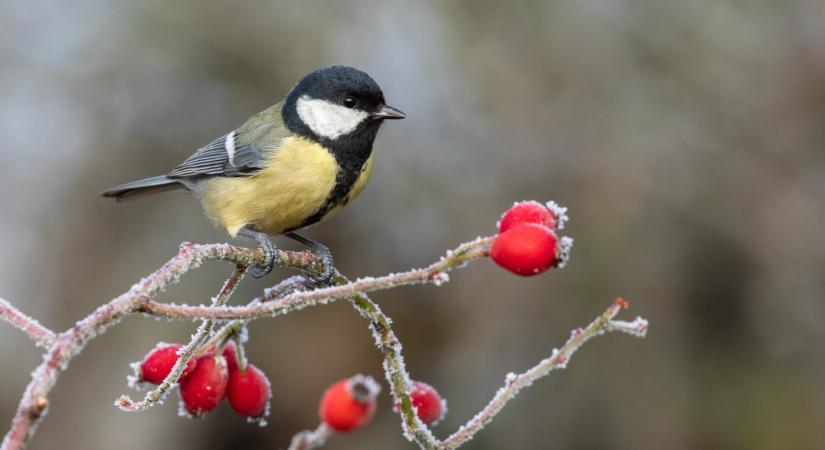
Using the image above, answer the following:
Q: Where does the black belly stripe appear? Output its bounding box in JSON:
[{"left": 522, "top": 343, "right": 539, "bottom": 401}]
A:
[
  {"left": 289, "top": 166, "right": 361, "bottom": 230},
  {"left": 285, "top": 119, "right": 381, "bottom": 233},
  {"left": 288, "top": 147, "right": 373, "bottom": 232}
]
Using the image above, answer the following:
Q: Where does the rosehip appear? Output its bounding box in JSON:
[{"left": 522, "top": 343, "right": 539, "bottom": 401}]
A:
[
  {"left": 491, "top": 223, "right": 559, "bottom": 276},
  {"left": 179, "top": 354, "right": 228, "bottom": 416},
  {"left": 498, "top": 201, "right": 557, "bottom": 233},
  {"left": 139, "top": 344, "right": 197, "bottom": 384},
  {"left": 227, "top": 364, "right": 271, "bottom": 418},
  {"left": 319, "top": 375, "right": 380, "bottom": 432},
  {"left": 410, "top": 381, "right": 445, "bottom": 425}
]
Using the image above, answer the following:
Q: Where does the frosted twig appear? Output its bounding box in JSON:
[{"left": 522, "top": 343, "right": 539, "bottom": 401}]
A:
[
  {"left": 287, "top": 423, "right": 333, "bottom": 450},
  {"left": 197, "top": 275, "right": 308, "bottom": 357},
  {"left": 138, "top": 237, "right": 494, "bottom": 321},
  {"left": 345, "top": 289, "right": 438, "bottom": 447},
  {"left": 438, "top": 299, "right": 647, "bottom": 449},
  {"left": 0, "top": 299, "right": 55, "bottom": 348}
]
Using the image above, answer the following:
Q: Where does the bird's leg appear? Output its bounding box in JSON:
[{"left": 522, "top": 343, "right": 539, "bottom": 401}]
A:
[
  {"left": 238, "top": 228, "right": 278, "bottom": 278},
  {"left": 285, "top": 232, "right": 335, "bottom": 287}
]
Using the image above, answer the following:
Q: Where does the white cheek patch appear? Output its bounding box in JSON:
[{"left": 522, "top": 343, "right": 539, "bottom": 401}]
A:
[{"left": 296, "top": 95, "right": 369, "bottom": 140}]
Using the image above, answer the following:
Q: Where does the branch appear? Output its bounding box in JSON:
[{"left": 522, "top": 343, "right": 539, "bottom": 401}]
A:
[
  {"left": 278, "top": 287, "right": 648, "bottom": 450},
  {"left": 138, "top": 237, "right": 494, "bottom": 321},
  {"left": 0, "top": 299, "right": 55, "bottom": 348},
  {"left": 0, "top": 237, "right": 489, "bottom": 450},
  {"left": 438, "top": 299, "right": 648, "bottom": 449},
  {"left": 346, "top": 291, "right": 647, "bottom": 449},
  {"left": 1, "top": 243, "right": 316, "bottom": 450},
  {"left": 0, "top": 228, "right": 649, "bottom": 450}
]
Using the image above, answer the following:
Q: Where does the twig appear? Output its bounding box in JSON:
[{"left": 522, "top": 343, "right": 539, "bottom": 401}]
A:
[
  {"left": 437, "top": 299, "right": 648, "bottom": 449},
  {"left": 287, "top": 423, "right": 333, "bottom": 450},
  {"left": 197, "top": 275, "right": 309, "bottom": 357},
  {"left": 0, "top": 299, "right": 55, "bottom": 348},
  {"left": 138, "top": 237, "right": 494, "bottom": 321}
]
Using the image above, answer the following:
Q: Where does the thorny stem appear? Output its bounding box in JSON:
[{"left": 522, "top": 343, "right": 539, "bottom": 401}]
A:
[
  {"left": 138, "top": 236, "right": 494, "bottom": 321},
  {"left": 437, "top": 299, "right": 648, "bottom": 449},
  {"left": 0, "top": 235, "right": 649, "bottom": 450}
]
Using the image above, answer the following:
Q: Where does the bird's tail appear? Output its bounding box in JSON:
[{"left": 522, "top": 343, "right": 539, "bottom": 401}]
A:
[{"left": 101, "top": 175, "right": 186, "bottom": 201}]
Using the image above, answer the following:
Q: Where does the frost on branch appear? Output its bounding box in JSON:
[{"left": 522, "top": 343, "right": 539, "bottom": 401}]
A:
[{"left": 0, "top": 199, "right": 648, "bottom": 450}]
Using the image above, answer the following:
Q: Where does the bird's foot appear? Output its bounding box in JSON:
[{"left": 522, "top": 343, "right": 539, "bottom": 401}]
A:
[
  {"left": 239, "top": 228, "right": 278, "bottom": 278},
  {"left": 251, "top": 240, "right": 277, "bottom": 278},
  {"left": 306, "top": 242, "right": 335, "bottom": 288},
  {"left": 285, "top": 232, "right": 336, "bottom": 287}
]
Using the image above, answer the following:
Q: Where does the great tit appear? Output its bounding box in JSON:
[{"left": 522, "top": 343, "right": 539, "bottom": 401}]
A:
[{"left": 102, "top": 65, "right": 405, "bottom": 282}]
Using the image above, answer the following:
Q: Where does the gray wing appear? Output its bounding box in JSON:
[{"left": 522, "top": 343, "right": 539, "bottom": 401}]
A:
[
  {"left": 167, "top": 102, "right": 289, "bottom": 179},
  {"left": 166, "top": 131, "right": 270, "bottom": 178}
]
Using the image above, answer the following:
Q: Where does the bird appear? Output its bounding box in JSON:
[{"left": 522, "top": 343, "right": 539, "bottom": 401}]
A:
[{"left": 102, "top": 65, "right": 405, "bottom": 283}]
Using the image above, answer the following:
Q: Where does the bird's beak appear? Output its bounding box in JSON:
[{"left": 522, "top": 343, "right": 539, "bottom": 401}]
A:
[{"left": 373, "top": 104, "right": 406, "bottom": 120}]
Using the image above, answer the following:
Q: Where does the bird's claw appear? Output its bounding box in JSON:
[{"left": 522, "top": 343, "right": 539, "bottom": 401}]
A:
[
  {"left": 251, "top": 242, "right": 276, "bottom": 278},
  {"left": 305, "top": 244, "right": 335, "bottom": 288},
  {"left": 239, "top": 228, "right": 277, "bottom": 278}
]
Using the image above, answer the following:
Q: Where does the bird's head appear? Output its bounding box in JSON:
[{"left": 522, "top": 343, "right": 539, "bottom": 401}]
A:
[{"left": 283, "top": 65, "right": 405, "bottom": 143}]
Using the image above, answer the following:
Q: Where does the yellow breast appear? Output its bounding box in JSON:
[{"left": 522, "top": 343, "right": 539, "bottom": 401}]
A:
[{"left": 200, "top": 136, "right": 340, "bottom": 237}]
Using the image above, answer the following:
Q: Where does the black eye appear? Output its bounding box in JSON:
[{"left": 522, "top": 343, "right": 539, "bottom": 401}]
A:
[{"left": 342, "top": 95, "right": 357, "bottom": 108}]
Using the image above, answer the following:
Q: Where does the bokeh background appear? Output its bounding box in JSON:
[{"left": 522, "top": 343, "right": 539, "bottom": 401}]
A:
[{"left": 2, "top": 1, "right": 825, "bottom": 449}]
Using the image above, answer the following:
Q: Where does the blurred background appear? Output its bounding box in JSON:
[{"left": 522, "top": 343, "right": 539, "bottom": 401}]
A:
[{"left": 1, "top": 0, "right": 825, "bottom": 449}]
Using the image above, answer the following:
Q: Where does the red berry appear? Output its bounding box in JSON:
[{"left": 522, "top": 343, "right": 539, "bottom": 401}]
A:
[
  {"left": 319, "top": 375, "right": 380, "bottom": 432},
  {"left": 491, "top": 223, "right": 559, "bottom": 276},
  {"left": 222, "top": 343, "right": 238, "bottom": 372},
  {"left": 498, "top": 201, "right": 557, "bottom": 233},
  {"left": 410, "top": 381, "right": 445, "bottom": 425},
  {"left": 227, "top": 364, "right": 271, "bottom": 417},
  {"left": 139, "top": 344, "right": 197, "bottom": 384},
  {"left": 179, "top": 354, "right": 229, "bottom": 416}
]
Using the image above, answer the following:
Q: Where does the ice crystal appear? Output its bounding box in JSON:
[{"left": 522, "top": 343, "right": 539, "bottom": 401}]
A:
[
  {"left": 545, "top": 200, "right": 569, "bottom": 229},
  {"left": 431, "top": 272, "right": 450, "bottom": 286},
  {"left": 556, "top": 236, "right": 574, "bottom": 268}
]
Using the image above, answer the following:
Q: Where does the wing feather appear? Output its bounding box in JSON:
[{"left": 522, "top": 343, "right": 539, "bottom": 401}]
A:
[{"left": 167, "top": 102, "right": 289, "bottom": 179}]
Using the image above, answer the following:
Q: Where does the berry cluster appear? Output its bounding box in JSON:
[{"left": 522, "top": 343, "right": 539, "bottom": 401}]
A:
[
  {"left": 135, "top": 342, "right": 271, "bottom": 421},
  {"left": 491, "top": 200, "right": 572, "bottom": 276}
]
